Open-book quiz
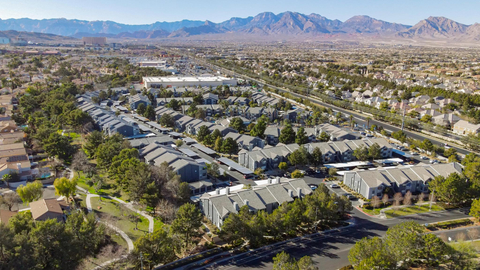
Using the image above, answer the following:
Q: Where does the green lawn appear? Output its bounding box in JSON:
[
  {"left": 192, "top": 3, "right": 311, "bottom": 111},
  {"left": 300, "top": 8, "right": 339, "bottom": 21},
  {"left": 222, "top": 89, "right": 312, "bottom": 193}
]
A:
[
  {"left": 75, "top": 171, "right": 130, "bottom": 202},
  {"left": 384, "top": 204, "right": 444, "bottom": 218},
  {"left": 450, "top": 240, "right": 480, "bottom": 253},
  {"left": 91, "top": 197, "right": 155, "bottom": 242}
]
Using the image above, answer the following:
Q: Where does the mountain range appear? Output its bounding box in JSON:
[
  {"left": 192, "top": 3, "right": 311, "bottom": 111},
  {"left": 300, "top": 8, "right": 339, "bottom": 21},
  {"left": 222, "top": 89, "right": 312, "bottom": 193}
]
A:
[{"left": 1, "top": 12, "right": 480, "bottom": 42}]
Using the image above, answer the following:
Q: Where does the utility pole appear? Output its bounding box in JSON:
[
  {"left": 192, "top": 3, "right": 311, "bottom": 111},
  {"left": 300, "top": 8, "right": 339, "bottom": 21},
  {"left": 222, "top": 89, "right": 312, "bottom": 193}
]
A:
[{"left": 429, "top": 189, "right": 435, "bottom": 211}]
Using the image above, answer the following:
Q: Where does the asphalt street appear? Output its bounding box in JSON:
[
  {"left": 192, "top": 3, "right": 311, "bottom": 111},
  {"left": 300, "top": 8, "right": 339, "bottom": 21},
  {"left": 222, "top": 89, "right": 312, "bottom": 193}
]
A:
[{"left": 198, "top": 207, "right": 472, "bottom": 270}]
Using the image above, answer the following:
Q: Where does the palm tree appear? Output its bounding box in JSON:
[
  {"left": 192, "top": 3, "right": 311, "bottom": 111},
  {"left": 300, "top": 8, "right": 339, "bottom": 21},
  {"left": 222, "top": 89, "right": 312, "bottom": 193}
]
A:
[
  {"left": 366, "top": 117, "right": 371, "bottom": 129},
  {"left": 2, "top": 174, "right": 12, "bottom": 188},
  {"left": 349, "top": 115, "right": 354, "bottom": 128}
]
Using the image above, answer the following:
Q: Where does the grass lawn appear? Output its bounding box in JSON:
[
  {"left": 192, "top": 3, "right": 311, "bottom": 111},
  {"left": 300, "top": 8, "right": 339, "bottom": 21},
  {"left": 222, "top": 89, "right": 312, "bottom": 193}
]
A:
[
  {"left": 76, "top": 171, "right": 130, "bottom": 202},
  {"left": 450, "top": 240, "right": 480, "bottom": 253},
  {"left": 384, "top": 204, "right": 444, "bottom": 218},
  {"left": 91, "top": 197, "right": 151, "bottom": 242}
]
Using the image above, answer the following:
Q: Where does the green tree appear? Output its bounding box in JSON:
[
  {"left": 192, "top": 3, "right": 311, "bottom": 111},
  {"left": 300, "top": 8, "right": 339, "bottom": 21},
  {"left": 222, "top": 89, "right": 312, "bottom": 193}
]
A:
[
  {"left": 291, "top": 170, "right": 304, "bottom": 178},
  {"left": 177, "top": 182, "right": 191, "bottom": 204},
  {"left": 211, "top": 129, "right": 222, "bottom": 140},
  {"left": 278, "top": 162, "right": 288, "bottom": 172},
  {"left": 159, "top": 113, "right": 174, "bottom": 127},
  {"left": 250, "top": 116, "right": 268, "bottom": 138},
  {"left": 368, "top": 143, "right": 382, "bottom": 159},
  {"left": 295, "top": 127, "right": 309, "bottom": 145},
  {"left": 429, "top": 173, "right": 470, "bottom": 204},
  {"left": 144, "top": 104, "right": 156, "bottom": 120},
  {"left": 222, "top": 137, "right": 239, "bottom": 157},
  {"left": 206, "top": 163, "right": 220, "bottom": 179},
  {"left": 17, "top": 181, "right": 43, "bottom": 204},
  {"left": 175, "top": 139, "right": 183, "bottom": 148},
  {"left": 318, "top": 131, "right": 330, "bottom": 142},
  {"left": 53, "top": 177, "right": 78, "bottom": 201},
  {"left": 229, "top": 117, "right": 245, "bottom": 132},
  {"left": 84, "top": 130, "right": 104, "bottom": 158},
  {"left": 214, "top": 137, "right": 224, "bottom": 152},
  {"left": 353, "top": 145, "right": 370, "bottom": 161},
  {"left": 348, "top": 237, "right": 386, "bottom": 268},
  {"left": 470, "top": 198, "right": 480, "bottom": 221},
  {"left": 288, "top": 147, "right": 309, "bottom": 168},
  {"left": 311, "top": 147, "right": 323, "bottom": 169},
  {"left": 131, "top": 226, "right": 177, "bottom": 270},
  {"left": 272, "top": 251, "right": 297, "bottom": 270},
  {"left": 166, "top": 99, "right": 181, "bottom": 111},
  {"left": 171, "top": 203, "right": 202, "bottom": 248},
  {"left": 197, "top": 125, "right": 210, "bottom": 142},
  {"left": 43, "top": 133, "right": 75, "bottom": 160},
  {"left": 421, "top": 139, "right": 434, "bottom": 152},
  {"left": 279, "top": 123, "right": 296, "bottom": 144},
  {"left": 136, "top": 103, "right": 146, "bottom": 115},
  {"left": 1, "top": 174, "right": 12, "bottom": 188}
]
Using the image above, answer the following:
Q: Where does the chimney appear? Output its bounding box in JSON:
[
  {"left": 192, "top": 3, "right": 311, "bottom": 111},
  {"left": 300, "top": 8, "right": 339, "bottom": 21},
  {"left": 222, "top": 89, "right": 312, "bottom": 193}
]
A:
[
  {"left": 233, "top": 202, "right": 239, "bottom": 211},
  {"left": 226, "top": 187, "right": 230, "bottom": 195},
  {"left": 298, "top": 188, "right": 303, "bottom": 198},
  {"left": 288, "top": 189, "right": 293, "bottom": 198},
  {"left": 244, "top": 199, "right": 249, "bottom": 206}
]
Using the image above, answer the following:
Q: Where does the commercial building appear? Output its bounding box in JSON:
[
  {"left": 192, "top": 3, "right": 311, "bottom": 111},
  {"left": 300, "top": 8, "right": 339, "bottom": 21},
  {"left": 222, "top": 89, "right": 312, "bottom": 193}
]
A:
[
  {"left": 143, "top": 76, "right": 237, "bottom": 88},
  {"left": 343, "top": 162, "right": 462, "bottom": 199},
  {"left": 82, "top": 37, "right": 107, "bottom": 46}
]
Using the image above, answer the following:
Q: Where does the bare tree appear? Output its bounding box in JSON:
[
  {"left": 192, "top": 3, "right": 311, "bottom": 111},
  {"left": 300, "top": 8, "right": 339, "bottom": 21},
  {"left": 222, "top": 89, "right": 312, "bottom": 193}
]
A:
[
  {"left": 0, "top": 192, "right": 21, "bottom": 211},
  {"left": 439, "top": 233, "right": 448, "bottom": 242},
  {"left": 393, "top": 192, "right": 403, "bottom": 207},
  {"left": 156, "top": 199, "right": 177, "bottom": 224},
  {"left": 467, "top": 228, "right": 479, "bottom": 241},
  {"left": 429, "top": 192, "right": 436, "bottom": 203},
  {"left": 403, "top": 191, "right": 412, "bottom": 206},
  {"left": 371, "top": 196, "right": 381, "bottom": 209},
  {"left": 456, "top": 232, "right": 466, "bottom": 242},
  {"left": 382, "top": 193, "right": 389, "bottom": 206},
  {"left": 71, "top": 151, "right": 89, "bottom": 173},
  {"left": 417, "top": 193, "right": 425, "bottom": 204}
]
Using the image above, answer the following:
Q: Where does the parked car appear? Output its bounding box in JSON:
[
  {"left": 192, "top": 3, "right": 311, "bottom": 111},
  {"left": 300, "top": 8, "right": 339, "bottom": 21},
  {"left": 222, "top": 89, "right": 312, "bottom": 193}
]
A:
[
  {"left": 309, "top": 184, "right": 318, "bottom": 191},
  {"left": 330, "top": 184, "right": 340, "bottom": 189},
  {"left": 360, "top": 132, "right": 366, "bottom": 136},
  {"left": 343, "top": 193, "right": 356, "bottom": 200},
  {"left": 444, "top": 143, "right": 451, "bottom": 149},
  {"left": 421, "top": 156, "right": 429, "bottom": 160},
  {"left": 366, "top": 134, "right": 374, "bottom": 138}
]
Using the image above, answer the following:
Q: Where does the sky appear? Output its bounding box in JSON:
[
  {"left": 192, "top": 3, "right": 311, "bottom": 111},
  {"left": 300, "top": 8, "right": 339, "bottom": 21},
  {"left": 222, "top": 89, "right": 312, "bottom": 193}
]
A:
[{"left": 0, "top": 0, "right": 479, "bottom": 26}]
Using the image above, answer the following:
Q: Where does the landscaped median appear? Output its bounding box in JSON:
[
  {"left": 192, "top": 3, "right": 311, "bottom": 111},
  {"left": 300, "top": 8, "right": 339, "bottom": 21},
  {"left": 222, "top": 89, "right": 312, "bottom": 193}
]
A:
[
  {"left": 359, "top": 203, "right": 445, "bottom": 218},
  {"left": 426, "top": 218, "right": 477, "bottom": 231}
]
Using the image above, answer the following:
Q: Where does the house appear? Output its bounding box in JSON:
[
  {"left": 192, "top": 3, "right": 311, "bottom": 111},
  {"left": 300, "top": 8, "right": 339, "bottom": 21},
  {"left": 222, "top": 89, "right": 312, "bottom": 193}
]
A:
[
  {"left": 316, "top": 123, "right": 359, "bottom": 141},
  {"left": 199, "top": 178, "right": 312, "bottom": 228},
  {"left": 432, "top": 113, "right": 460, "bottom": 127},
  {"left": 343, "top": 163, "right": 463, "bottom": 199},
  {"left": 129, "top": 94, "right": 151, "bottom": 110},
  {"left": 238, "top": 143, "right": 300, "bottom": 171},
  {"left": 30, "top": 199, "right": 69, "bottom": 222},
  {"left": 264, "top": 126, "right": 281, "bottom": 145},
  {"left": 453, "top": 120, "right": 480, "bottom": 135}
]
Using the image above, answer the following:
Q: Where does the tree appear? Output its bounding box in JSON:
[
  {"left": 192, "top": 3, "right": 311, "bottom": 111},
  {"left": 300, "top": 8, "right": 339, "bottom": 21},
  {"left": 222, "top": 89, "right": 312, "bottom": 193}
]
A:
[
  {"left": 131, "top": 226, "right": 177, "bottom": 270},
  {"left": 348, "top": 237, "right": 386, "bottom": 267},
  {"left": 177, "top": 182, "right": 191, "bottom": 204},
  {"left": 229, "top": 117, "right": 245, "bottom": 132},
  {"left": 279, "top": 123, "right": 296, "bottom": 144},
  {"left": 318, "top": 131, "right": 330, "bottom": 142},
  {"left": 197, "top": 125, "right": 210, "bottom": 142},
  {"left": 470, "top": 198, "right": 480, "bottom": 221},
  {"left": 159, "top": 113, "right": 174, "bottom": 128},
  {"left": 403, "top": 191, "right": 412, "bottom": 206},
  {"left": 211, "top": 129, "right": 222, "bottom": 140},
  {"left": 1, "top": 174, "right": 12, "bottom": 188},
  {"left": 328, "top": 168, "right": 337, "bottom": 176},
  {"left": 250, "top": 117, "right": 268, "bottom": 138},
  {"left": 382, "top": 193, "right": 389, "bottom": 206},
  {"left": 175, "top": 139, "right": 183, "bottom": 148},
  {"left": 206, "top": 163, "right": 220, "bottom": 179},
  {"left": 136, "top": 103, "right": 146, "bottom": 115},
  {"left": 288, "top": 147, "right": 309, "bottom": 168},
  {"left": 0, "top": 192, "right": 21, "bottom": 211},
  {"left": 429, "top": 173, "right": 469, "bottom": 204},
  {"left": 222, "top": 137, "right": 239, "bottom": 157},
  {"left": 17, "top": 181, "right": 43, "bottom": 204},
  {"left": 171, "top": 203, "right": 202, "bottom": 248},
  {"left": 43, "top": 133, "right": 75, "bottom": 160},
  {"left": 214, "top": 137, "right": 223, "bottom": 152},
  {"left": 144, "top": 104, "right": 156, "bottom": 120},
  {"left": 393, "top": 192, "right": 403, "bottom": 207},
  {"left": 421, "top": 139, "right": 434, "bottom": 152},
  {"left": 195, "top": 108, "right": 206, "bottom": 120},
  {"left": 272, "top": 251, "right": 297, "bottom": 270},
  {"left": 166, "top": 99, "right": 180, "bottom": 111},
  {"left": 291, "top": 170, "right": 304, "bottom": 178},
  {"left": 368, "top": 143, "right": 382, "bottom": 159},
  {"left": 353, "top": 145, "right": 369, "bottom": 161},
  {"left": 84, "top": 130, "right": 103, "bottom": 158},
  {"left": 278, "top": 162, "right": 288, "bottom": 172},
  {"left": 311, "top": 147, "right": 323, "bottom": 169},
  {"left": 371, "top": 196, "right": 381, "bottom": 209},
  {"left": 54, "top": 177, "right": 78, "bottom": 201},
  {"left": 295, "top": 127, "right": 309, "bottom": 145}
]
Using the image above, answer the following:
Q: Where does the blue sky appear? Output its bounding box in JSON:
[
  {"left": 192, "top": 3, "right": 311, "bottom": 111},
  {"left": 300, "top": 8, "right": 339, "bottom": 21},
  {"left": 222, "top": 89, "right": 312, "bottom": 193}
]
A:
[{"left": 0, "top": 0, "right": 478, "bottom": 26}]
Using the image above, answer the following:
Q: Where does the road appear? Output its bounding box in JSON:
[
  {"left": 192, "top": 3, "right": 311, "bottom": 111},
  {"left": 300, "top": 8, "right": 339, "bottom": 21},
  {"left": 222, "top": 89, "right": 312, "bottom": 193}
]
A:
[
  {"left": 198, "top": 59, "right": 472, "bottom": 156},
  {"left": 198, "top": 207, "right": 472, "bottom": 270}
]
